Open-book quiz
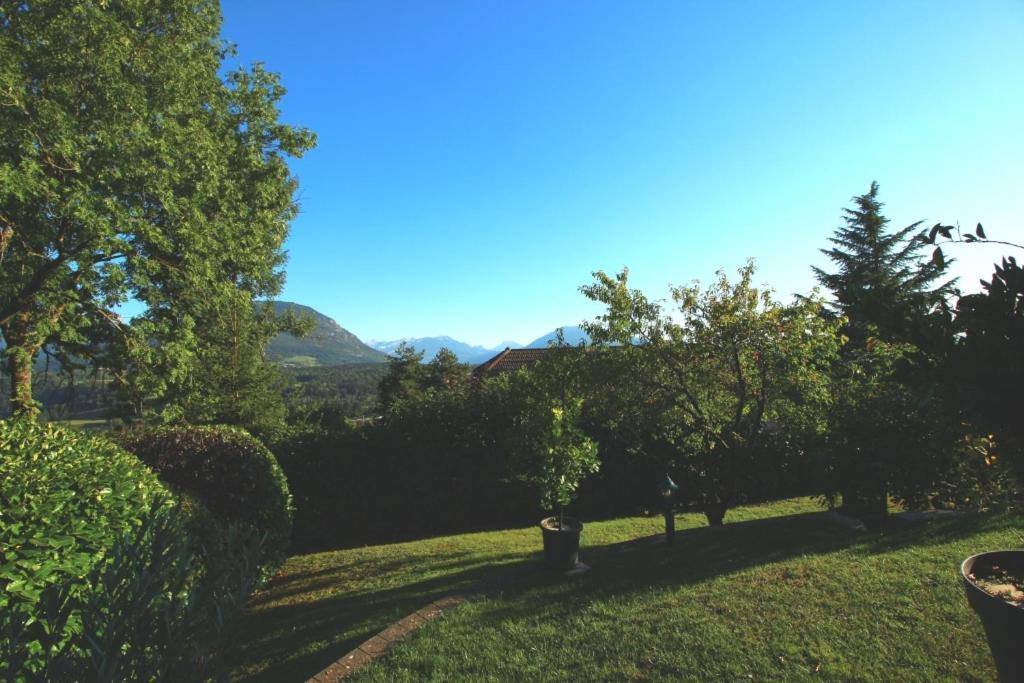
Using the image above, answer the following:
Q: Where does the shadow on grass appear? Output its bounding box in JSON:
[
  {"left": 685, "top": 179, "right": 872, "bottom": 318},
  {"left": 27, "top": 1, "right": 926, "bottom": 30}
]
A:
[
  {"left": 854, "top": 511, "right": 1022, "bottom": 556},
  {"left": 471, "top": 510, "right": 1022, "bottom": 627},
  {"left": 229, "top": 509, "right": 1020, "bottom": 682},
  {"left": 226, "top": 550, "right": 536, "bottom": 683}
]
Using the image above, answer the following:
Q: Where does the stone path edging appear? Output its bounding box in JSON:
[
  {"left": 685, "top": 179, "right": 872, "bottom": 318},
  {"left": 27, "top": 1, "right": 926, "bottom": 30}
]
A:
[
  {"left": 305, "top": 508, "right": 946, "bottom": 681},
  {"left": 303, "top": 535, "right": 668, "bottom": 682},
  {"left": 306, "top": 594, "right": 467, "bottom": 682}
]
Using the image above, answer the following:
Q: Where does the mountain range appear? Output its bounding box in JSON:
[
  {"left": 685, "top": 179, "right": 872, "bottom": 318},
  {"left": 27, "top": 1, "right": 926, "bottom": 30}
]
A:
[
  {"left": 267, "top": 301, "right": 589, "bottom": 366},
  {"left": 370, "top": 326, "right": 590, "bottom": 364}
]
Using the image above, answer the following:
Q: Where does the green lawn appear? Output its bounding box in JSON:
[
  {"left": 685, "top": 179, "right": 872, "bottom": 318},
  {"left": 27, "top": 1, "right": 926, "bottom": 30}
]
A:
[
  {"left": 226, "top": 498, "right": 1020, "bottom": 681},
  {"left": 225, "top": 498, "right": 822, "bottom": 681}
]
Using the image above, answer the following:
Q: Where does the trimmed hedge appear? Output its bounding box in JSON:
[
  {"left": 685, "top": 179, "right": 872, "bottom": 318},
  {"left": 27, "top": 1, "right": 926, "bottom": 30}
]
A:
[
  {"left": 0, "top": 419, "right": 171, "bottom": 678},
  {"left": 0, "top": 419, "right": 272, "bottom": 679},
  {"left": 115, "top": 424, "right": 293, "bottom": 564}
]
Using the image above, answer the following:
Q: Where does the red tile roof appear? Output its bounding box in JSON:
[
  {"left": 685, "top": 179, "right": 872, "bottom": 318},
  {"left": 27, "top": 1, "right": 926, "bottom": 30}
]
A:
[{"left": 472, "top": 347, "right": 551, "bottom": 378}]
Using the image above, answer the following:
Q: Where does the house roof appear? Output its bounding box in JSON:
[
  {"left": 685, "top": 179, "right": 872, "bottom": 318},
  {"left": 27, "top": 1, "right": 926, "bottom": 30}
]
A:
[{"left": 472, "top": 347, "right": 551, "bottom": 378}]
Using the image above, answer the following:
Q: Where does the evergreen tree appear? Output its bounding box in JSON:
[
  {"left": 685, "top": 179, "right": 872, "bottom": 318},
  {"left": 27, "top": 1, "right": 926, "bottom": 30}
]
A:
[
  {"left": 161, "top": 295, "right": 313, "bottom": 440},
  {"left": 812, "top": 182, "right": 955, "bottom": 348},
  {"left": 377, "top": 342, "right": 425, "bottom": 411},
  {"left": 813, "top": 183, "right": 958, "bottom": 521},
  {"left": 425, "top": 348, "right": 470, "bottom": 391}
]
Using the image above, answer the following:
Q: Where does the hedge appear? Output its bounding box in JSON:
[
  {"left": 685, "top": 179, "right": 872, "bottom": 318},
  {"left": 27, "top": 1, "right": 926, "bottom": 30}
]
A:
[
  {"left": 115, "top": 424, "right": 293, "bottom": 565},
  {"left": 0, "top": 419, "right": 171, "bottom": 677}
]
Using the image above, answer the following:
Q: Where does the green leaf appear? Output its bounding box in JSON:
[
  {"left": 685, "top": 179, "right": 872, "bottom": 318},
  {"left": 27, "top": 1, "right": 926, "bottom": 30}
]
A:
[{"left": 976, "top": 223, "right": 986, "bottom": 239}]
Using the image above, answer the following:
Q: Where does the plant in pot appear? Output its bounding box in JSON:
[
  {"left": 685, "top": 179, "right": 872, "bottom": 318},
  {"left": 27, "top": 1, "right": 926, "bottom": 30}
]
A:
[
  {"left": 961, "top": 548, "right": 1024, "bottom": 681},
  {"left": 534, "top": 398, "right": 600, "bottom": 571},
  {"left": 949, "top": 254, "right": 1024, "bottom": 681}
]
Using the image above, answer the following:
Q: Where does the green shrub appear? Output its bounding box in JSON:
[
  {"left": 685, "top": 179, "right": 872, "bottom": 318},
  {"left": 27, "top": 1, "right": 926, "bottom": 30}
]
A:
[
  {"left": 1, "top": 495, "right": 265, "bottom": 681},
  {"left": 0, "top": 420, "right": 271, "bottom": 680},
  {"left": 0, "top": 418, "right": 169, "bottom": 678},
  {"left": 115, "top": 424, "right": 293, "bottom": 565}
]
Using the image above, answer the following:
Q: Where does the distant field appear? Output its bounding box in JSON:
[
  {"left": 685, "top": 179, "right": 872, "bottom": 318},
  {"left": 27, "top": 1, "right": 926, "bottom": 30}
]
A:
[
  {"left": 1, "top": 361, "right": 388, "bottom": 421},
  {"left": 280, "top": 355, "right": 320, "bottom": 367}
]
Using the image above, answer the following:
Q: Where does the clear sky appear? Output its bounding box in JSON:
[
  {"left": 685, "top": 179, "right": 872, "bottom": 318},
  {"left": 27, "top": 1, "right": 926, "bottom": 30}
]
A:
[{"left": 221, "top": 0, "right": 1023, "bottom": 348}]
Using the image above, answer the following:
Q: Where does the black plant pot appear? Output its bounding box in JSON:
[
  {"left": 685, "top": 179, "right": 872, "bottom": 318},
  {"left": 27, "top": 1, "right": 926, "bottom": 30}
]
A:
[
  {"left": 960, "top": 550, "right": 1024, "bottom": 682},
  {"left": 540, "top": 516, "right": 582, "bottom": 571}
]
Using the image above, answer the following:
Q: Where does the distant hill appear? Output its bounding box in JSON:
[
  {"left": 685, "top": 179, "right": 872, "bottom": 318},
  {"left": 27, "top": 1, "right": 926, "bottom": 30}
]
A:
[
  {"left": 525, "top": 325, "right": 590, "bottom": 348},
  {"left": 370, "top": 336, "right": 518, "bottom": 364},
  {"left": 267, "top": 302, "right": 387, "bottom": 366}
]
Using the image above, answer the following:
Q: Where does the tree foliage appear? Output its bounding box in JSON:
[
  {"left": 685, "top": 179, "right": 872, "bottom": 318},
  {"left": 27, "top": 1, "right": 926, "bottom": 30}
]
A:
[
  {"left": 812, "top": 181, "right": 954, "bottom": 349},
  {"left": 425, "top": 347, "right": 471, "bottom": 391},
  {"left": 377, "top": 342, "right": 426, "bottom": 411},
  {"left": 377, "top": 343, "right": 471, "bottom": 412},
  {"left": 952, "top": 256, "right": 1024, "bottom": 480},
  {"left": 0, "top": 0, "right": 315, "bottom": 416},
  {"left": 149, "top": 295, "right": 312, "bottom": 440},
  {"left": 582, "top": 261, "right": 842, "bottom": 525}
]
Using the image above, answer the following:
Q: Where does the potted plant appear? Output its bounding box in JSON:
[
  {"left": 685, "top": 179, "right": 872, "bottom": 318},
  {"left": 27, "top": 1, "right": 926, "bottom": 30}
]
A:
[
  {"left": 534, "top": 399, "right": 600, "bottom": 571},
  {"left": 960, "top": 550, "right": 1024, "bottom": 681},
  {"left": 946, "top": 254, "right": 1024, "bottom": 680}
]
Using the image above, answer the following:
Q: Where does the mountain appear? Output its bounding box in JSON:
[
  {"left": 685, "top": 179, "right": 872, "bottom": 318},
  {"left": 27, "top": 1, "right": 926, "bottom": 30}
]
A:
[
  {"left": 369, "top": 336, "right": 510, "bottom": 364},
  {"left": 367, "top": 326, "right": 590, "bottom": 364},
  {"left": 267, "top": 302, "right": 388, "bottom": 366},
  {"left": 525, "top": 325, "right": 590, "bottom": 348}
]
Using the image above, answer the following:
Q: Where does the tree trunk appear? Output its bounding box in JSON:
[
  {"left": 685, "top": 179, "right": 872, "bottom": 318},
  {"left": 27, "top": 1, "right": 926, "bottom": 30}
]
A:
[
  {"left": 705, "top": 503, "right": 727, "bottom": 527},
  {"left": 840, "top": 482, "right": 860, "bottom": 516},
  {"left": 3, "top": 314, "right": 41, "bottom": 418},
  {"left": 6, "top": 347, "right": 38, "bottom": 418}
]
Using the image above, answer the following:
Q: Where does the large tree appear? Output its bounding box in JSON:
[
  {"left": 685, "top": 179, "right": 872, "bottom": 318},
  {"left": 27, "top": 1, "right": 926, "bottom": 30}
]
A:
[
  {"left": 582, "top": 262, "right": 841, "bottom": 525},
  {"left": 813, "top": 181, "right": 954, "bottom": 349},
  {"left": 812, "top": 183, "right": 959, "bottom": 520},
  {"left": 953, "top": 256, "right": 1024, "bottom": 481},
  {"left": 0, "top": 1, "right": 315, "bottom": 416}
]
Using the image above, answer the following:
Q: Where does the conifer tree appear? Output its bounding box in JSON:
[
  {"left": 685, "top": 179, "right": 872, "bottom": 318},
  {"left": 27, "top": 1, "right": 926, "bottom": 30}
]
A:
[
  {"left": 813, "top": 182, "right": 955, "bottom": 348},
  {"left": 425, "top": 348, "right": 470, "bottom": 391},
  {"left": 813, "top": 183, "right": 957, "bottom": 521},
  {"left": 377, "top": 342, "right": 425, "bottom": 411}
]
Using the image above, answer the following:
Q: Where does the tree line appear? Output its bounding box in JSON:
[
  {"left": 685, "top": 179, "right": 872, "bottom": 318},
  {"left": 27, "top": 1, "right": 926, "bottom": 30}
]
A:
[{"left": 276, "top": 181, "right": 1019, "bottom": 546}]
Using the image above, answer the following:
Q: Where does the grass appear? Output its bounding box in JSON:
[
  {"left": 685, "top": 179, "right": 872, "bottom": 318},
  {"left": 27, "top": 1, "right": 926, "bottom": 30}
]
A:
[
  {"left": 225, "top": 497, "right": 822, "bottom": 681},
  {"left": 227, "top": 498, "right": 1021, "bottom": 681},
  {"left": 359, "top": 512, "right": 1023, "bottom": 681}
]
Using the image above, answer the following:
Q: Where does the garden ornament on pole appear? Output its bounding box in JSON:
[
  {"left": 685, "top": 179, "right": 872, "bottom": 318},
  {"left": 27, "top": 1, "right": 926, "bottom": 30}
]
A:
[{"left": 659, "top": 474, "right": 679, "bottom": 543}]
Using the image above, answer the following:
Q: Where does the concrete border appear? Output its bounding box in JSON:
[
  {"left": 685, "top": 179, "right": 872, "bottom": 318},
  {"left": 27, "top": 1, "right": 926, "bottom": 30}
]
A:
[{"left": 306, "top": 594, "right": 468, "bottom": 682}]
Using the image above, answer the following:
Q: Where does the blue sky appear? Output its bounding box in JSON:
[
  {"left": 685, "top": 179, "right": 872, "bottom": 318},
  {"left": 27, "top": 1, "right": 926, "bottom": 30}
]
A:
[{"left": 222, "top": 0, "right": 1023, "bottom": 348}]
